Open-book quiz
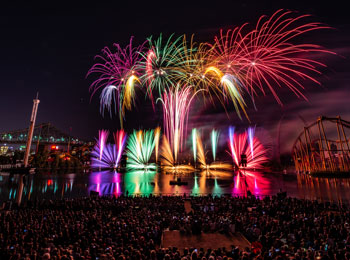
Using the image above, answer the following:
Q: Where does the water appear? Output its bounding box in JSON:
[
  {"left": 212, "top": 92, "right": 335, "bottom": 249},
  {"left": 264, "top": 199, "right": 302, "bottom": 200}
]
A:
[{"left": 1, "top": 170, "right": 350, "bottom": 204}]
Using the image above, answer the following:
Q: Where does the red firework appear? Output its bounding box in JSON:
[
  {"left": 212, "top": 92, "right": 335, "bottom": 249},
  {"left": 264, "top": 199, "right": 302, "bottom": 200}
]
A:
[{"left": 211, "top": 9, "right": 335, "bottom": 105}]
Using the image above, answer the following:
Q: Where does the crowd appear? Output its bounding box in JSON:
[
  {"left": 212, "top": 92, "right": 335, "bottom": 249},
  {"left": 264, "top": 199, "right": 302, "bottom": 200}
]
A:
[{"left": 0, "top": 194, "right": 350, "bottom": 260}]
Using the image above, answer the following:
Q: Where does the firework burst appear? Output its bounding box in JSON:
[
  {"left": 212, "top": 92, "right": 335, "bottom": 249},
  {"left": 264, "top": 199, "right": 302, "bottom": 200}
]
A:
[
  {"left": 88, "top": 37, "right": 145, "bottom": 126},
  {"left": 140, "top": 34, "right": 190, "bottom": 101}
]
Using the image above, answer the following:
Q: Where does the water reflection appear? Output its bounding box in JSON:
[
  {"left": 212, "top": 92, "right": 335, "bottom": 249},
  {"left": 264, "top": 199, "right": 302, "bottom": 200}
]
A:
[
  {"left": 88, "top": 171, "right": 122, "bottom": 197},
  {"left": 232, "top": 170, "right": 273, "bottom": 197},
  {"left": 1, "top": 170, "right": 350, "bottom": 204},
  {"left": 124, "top": 170, "right": 156, "bottom": 196}
]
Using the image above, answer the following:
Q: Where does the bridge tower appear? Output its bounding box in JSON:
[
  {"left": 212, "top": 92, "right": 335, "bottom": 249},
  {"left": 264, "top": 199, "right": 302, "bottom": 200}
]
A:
[{"left": 23, "top": 93, "right": 40, "bottom": 167}]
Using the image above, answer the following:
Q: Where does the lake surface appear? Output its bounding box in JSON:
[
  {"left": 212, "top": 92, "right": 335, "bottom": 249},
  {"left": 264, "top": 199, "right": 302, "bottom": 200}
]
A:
[{"left": 1, "top": 170, "right": 350, "bottom": 204}]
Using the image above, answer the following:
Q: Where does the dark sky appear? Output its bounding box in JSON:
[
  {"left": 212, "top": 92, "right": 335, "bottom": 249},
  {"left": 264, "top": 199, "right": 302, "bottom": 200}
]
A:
[{"left": 0, "top": 0, "right": 349, "bottom": 153}]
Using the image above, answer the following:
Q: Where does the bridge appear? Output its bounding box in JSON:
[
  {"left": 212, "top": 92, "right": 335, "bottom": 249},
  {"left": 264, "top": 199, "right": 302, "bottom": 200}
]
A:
[
  {"left": 0, "top": 123, "right": 85, "bottom": 145},
  {"left": 292, "top": 116, "right": 350, "bottom": 174}
]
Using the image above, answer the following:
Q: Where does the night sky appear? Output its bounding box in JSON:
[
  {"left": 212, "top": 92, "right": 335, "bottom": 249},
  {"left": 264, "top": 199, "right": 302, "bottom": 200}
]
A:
[{"left": 0, "top": 0, "right": 349, "bottom": 154}]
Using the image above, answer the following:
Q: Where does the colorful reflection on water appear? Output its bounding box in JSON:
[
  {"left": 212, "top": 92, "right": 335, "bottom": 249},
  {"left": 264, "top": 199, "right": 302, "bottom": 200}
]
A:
[{"left": 1, "top": 170, "right": 350, "bottom": 204}]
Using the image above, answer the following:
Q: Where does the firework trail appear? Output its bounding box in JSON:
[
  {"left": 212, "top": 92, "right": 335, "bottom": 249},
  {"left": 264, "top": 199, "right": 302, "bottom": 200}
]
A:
[
  {"left": 160, "top": 135, "right": 174, "bottom": 167},
  {"left": 228, "top": 127, "right": 268, "bottom": 169},
  {"left": 204, "top": 66, "right": 249, "bottom": 120},
  {"left": 126, "top": 129, "right": 156, "bottom": 170},
  {"left": 160, "top": 135, "right": 194, "bottom": 173},
  {"left": 211, "top": 129, "right": 220, "bottom": 161},
  {"left": 192, "top": 128, "right": 197, "bottom": 164},
  {"left": 197, "top": 132, "right": 231, "bottom": 171},
  {"left": 157, "top": 85, "right": 199, "bottom": 163},
  {"left": 91, "top": 130, "right": 126, "bottom": 169},
  {"left": 154, "top": 126, "right": 161, "bottom": 162},
  {"left": 113, "top": 130, "right": 127, "bottom": 167},
  {"left": 88, "top": 37, "right": 145, "bottom": 127},
  {"left": 247, "top": 126, "right": 255, "bottom": 160},
  {"left": 99, "top": 85, "right": 118, "bottom": 116},
  {"left": 98, "top": 130, "right": 109, "bottom": 160},
  {"left": 122, "top": 74, "right": 141, "bottom": 114},
  {"left": 197, "top": 133, "right": 206, "bottom": 167}
]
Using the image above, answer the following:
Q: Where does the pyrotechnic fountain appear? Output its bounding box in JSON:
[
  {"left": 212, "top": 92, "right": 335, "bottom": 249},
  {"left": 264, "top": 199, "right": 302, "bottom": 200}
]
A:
[
  {"left": 228, "top": 126, "right": 268, "bottom": 170},
  {"left": 91, "top": 130, "right": 127, "bottom": 169},
  {"left": 196, "top": 131, "right": 231, "bottom": 172},
  {"left": 126, "top": 129, "right": 157, "bottom": 171}
]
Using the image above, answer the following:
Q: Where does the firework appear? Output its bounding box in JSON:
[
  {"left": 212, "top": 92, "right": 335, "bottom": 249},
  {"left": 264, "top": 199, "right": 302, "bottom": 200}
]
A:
[
  {"left": 140, "top": 34, "right": 189, "bottom": 100},
  {"left": 207, "top": 25, "right": 248, "bottom": 73},
  {"left": 228, "top": 127, "right": 268, "bottom": 169},
  {"left": 176, "top": 35, "right": 216, "bottom": 93},
  {"left": 204, "top": 66, "right": 249, "bottom": 120},
  {"left": 211, "top": 129, "right": 220, "bottom": 161},
  {"left": 197, "top": 132, "right": 231, "bottom": 171},
  {"left": 88, "top": 37, "right": 145, "bottom": 126},
  {"left": 91, "top": 130, "right": 126, "bottom": 169},
  {"left": 154, "top": 126, "right": 161, "bottom": 162},
  {"left": 160, "top": 135, "right": 174, "bottom": 167},
  {"left": 98, "top": 130, "right": 109, "bottom": 160},
  {"left": 220, "top": 74, "right": 248, "bottom": 120},
  {"left": 126, "top": 129, "right": 156, "bottom": 170},
  {"left": 197, "top": 133, "right": 206, "bottom": 167},
  {"left": 212, "top": 10, "right": 333, "bottom": 105},
  {"left": 204, "top": 66, "right": 224, "bottom": 79},
  {"left": 160, "top": 135, "right": 194, "bottom": 173},
  {"left": 122, "top": 74, "right": 141, "bottom": 114},
  {"left": 247, "top": 126, "right": 255, "bottom": 160},
  {"left": 99, "top": 85, "right": 118, "bottom": 117},
  {"left": 113, "top": 130, "right": 127, "bottom": 166},
  {"left": 157, "top": 85, "right": 199, "bottom": 163},
  {"left": 192, "top": 128, "right": 197, "bottom": 163},
  {"left": 88, "top": 10, "right": 333, "bottom": 159}
]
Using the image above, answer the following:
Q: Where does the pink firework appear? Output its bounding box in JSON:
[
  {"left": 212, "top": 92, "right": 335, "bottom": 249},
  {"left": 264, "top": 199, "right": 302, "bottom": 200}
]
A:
[
  {"left": 98, "top": 130, "right": 109, "bottom": 160},
  {"left": 208, "top": 25, "right": 249, "bottom": 76},
  {"left": 228, "top": 127, "right": 268, "bottom": 169},
  {"left": 87, "top": 37, "right": 146, "bottom": 121}
]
